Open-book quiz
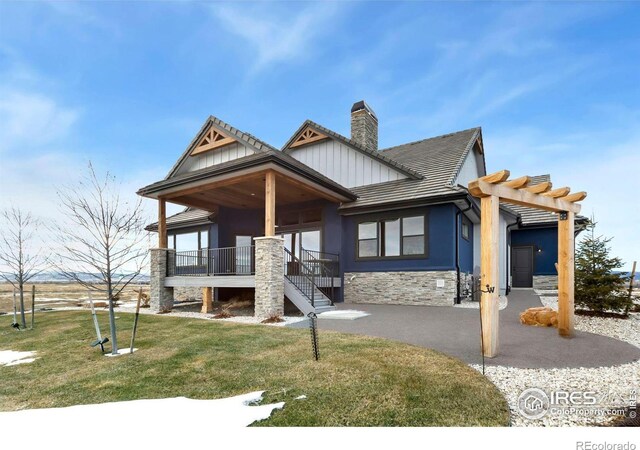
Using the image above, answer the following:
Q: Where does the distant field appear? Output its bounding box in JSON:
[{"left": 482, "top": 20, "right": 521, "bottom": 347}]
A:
[{"left": 0, "top": 283, "right": 149, "bottom": 314}]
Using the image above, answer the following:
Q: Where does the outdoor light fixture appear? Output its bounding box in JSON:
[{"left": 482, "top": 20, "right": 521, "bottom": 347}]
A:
[{"left": 537, "top": 247, "right": 543, "bottom": 253}]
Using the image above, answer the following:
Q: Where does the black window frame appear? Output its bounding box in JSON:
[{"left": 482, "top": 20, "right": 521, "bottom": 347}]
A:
[
  {"left": 356, "top": 212, "right": 428, "bottom": 260},
  {"left": 461, "top": 216, "right": 471, "bottom": 241}
]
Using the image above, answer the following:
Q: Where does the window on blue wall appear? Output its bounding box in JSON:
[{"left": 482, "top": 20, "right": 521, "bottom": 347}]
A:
[
  {"left": 461, "top": 217, "right": 470, "bottom": 241},
  {"left": 383, "top": 219, "right": 400, "bottom": 256},
  {"left": 358, "top": 222, "right": 379, "bottom": 257},
  {"left": 402, "top": 216, "right": 425, "bottom": 255},
  {"left": 357, "top": 215, "right": 426, "bottom": 258}
]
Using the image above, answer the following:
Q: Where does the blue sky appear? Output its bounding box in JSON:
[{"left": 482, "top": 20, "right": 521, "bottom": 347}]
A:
[{"left": 0, "top": 1, "right": 639, "bottom": 269}]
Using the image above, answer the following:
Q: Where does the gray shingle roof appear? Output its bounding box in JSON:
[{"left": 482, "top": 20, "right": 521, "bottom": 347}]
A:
[
  {"left": 339, "top": 127, "right": 482, "bottom": 211},
  {"left": 145, "top": 208, "right": 214, "bottom": 232}
]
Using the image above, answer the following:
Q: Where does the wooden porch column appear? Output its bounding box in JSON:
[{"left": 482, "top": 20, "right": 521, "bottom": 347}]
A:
[
  {"left": 558, "top": 211, "right": 575, "bottom": 337},
  {"left": 480, "top": 195, "right": 500, "bottom": 357},
  {"left": 265, "top": 171, "right": 276, "bottom": 237},
  {"left": 201, "top": 287, "right": 213, "bottom": 314},
  {"left": 158, "top": 198, "right": 167, "bottom": 248}
]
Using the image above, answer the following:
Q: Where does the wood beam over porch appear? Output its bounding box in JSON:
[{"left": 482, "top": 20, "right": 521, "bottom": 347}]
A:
[{"left": 469, "top": 170, "right": 587, "bottom": 357}]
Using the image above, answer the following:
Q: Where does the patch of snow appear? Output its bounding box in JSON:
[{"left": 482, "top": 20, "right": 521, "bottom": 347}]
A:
[
  {"left": 295, "top": 395, "right": 307, "bottom": 400},
  {"left": 104, "top": 348, "right": 137, "bottom": 357},
  {"left": 0, "top": 391, "right": 284, "bottom": 432},
  {"left": 0, "top": 350, "right": 37, "bottom": 367},
  {"left": 317, "top": 310, "right": 370, "bottom": 320}
]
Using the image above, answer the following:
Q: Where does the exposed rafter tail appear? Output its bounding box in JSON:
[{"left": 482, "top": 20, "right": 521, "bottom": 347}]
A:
[
  {"left": 525, "top": 181, "right": 552, "bottom": 194},
  {"left": 564, "top": 191, "right": 587, "bottom": 202},
  {"left": 480, "top": 169, "right": 510, "bottom": 184},
  {"left": 501, "top": 175, "right": 530, "bottom": 189},
  {"left": 542, "top": 187, "right": 571, "bottom": 198}
]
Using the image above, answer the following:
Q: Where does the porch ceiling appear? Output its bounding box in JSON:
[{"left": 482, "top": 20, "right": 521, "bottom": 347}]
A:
[{"left": 164, "top": 170, "right": 345, "bottom": 211}]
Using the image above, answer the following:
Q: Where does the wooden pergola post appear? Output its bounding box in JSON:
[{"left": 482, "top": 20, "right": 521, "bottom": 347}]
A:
[
  {"left": 265, "top": 171, "right": 276, "bottom": 236},
  {"left": 158, "top": 198, "right": 167, "bottom": 248},
  {"left": 469, "top": 170, "right": 586, "bottom": 355},
  {"left": 557, "top": 211, "right": 575, "bottom": 337},
  {"left": 480, "top": 195, "right": 500, "bottom": 357}
]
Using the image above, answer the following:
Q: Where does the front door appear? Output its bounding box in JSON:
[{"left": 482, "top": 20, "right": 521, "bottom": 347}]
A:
[{"left": 512, "top": 246, "right": 533, "bottom": 288}]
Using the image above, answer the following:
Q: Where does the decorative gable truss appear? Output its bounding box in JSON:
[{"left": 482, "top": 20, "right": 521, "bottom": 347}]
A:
[
  {"left": 191, "top": 126, "right": 237, "bottom": 156},
  {"left": 289, "top": 126, "right": 328, "bottom": 148}
]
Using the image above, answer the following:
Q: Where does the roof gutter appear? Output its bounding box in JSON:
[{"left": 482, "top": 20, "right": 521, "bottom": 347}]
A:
[{"left": 455, "top": 199, "right": 473, "bottom": 304}]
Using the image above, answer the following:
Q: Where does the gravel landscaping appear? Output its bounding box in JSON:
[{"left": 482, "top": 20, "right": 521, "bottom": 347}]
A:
[{"left": 473, "top": 289, "right": 640, "bottom": 427}]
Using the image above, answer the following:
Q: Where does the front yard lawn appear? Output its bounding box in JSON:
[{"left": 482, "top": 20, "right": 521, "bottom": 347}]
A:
[{"left": 0, "top": 311, "right": 509, "bottom": 426}]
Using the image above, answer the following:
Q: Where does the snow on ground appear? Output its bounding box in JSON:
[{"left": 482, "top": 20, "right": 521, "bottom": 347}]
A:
[
  {"left": 0, "top": 391, "right": 284, "bottom": 444},
  {"left": 0, "top": 350, "right": 37, "bottom": 366},
  {"left": 473, "top": 289, "right": 640, "bottom": 427},
  {"left": 104, "top": 348, "right": 138, "bottom": 357},
  {"left": 317, "top": 310, "right": 370, "bottom": 320}
]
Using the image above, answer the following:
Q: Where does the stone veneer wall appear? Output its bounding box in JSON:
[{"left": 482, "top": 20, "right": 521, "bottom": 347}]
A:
[
  {"left": 150, "top": 248, "right": 174, "bottom": 312},
  {"left": 533, "top": 275, "right": 558, "bottom": 290},
  {"left": 344, "top": 271, "right": 457, "bottom": 306},
  {"left": 254, "top": 237, "right": 284, "bottom": 319},
  {"left": 174, "top": 286, "right": 203, "bottom": 302}
]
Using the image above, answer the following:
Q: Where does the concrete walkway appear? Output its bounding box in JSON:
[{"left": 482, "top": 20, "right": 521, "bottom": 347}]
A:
[{"left": 290, "top": 289, "right": 640, "bottom": 369}]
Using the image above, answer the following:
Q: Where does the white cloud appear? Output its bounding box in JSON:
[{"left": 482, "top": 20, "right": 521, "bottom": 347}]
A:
[
  {"left": 0, "top": 90, "right": 79, "bottom": 153},
  {"left": 210, "top": 3, "right": 343, "bottom": 73}
]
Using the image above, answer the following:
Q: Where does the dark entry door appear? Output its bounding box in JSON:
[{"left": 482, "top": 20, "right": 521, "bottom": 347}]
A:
[{"left": 512, "top": 246, "right": 533, "bottom": 287}]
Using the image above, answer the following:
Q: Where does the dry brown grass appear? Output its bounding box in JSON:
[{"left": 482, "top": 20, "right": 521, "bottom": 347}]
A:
[{"left": 0, "top": 283, "right": 149, "bottom": 313}]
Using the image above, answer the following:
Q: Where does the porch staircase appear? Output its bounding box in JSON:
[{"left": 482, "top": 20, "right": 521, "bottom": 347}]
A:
[{"left": 283, "top": 248, "right": 336, "bottom": 316}]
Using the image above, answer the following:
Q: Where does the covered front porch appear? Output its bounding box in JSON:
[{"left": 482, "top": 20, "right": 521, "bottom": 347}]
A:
[{"left": 139, "top": 155, "right": 354, "bottom": 318}]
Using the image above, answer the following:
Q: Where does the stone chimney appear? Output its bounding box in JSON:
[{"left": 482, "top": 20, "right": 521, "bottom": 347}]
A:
[{"left": 350, "top": 100, "right": 378, "bottom": 152}]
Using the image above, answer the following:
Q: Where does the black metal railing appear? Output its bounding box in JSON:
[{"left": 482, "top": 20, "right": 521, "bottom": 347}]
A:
[
  {"left": 300, "top": 248, "right": 339, "bottom": 303},
  {"left": 167, "top": 246, "right": 255, "bottom": 276},
  {"left": 284, "top": 247, "right": 321, "bottom": 307}
]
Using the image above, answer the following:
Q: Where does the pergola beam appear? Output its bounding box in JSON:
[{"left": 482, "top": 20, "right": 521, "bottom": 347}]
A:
[{"left": 469, "top": 179, "right": 582, "bottom": 213}]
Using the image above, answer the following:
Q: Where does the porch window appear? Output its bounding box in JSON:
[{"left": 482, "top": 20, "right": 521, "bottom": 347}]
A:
[{"left": 357, "top": 214, "right": 426, "bottom": 259}]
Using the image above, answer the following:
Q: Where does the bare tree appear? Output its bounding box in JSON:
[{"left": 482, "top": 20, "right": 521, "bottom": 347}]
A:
[
  {"left": 52, "top": 163, "right": 149, "bottom": 355},
  {"left": 0, "top": 207, "right": 47, "bottom": 328}
]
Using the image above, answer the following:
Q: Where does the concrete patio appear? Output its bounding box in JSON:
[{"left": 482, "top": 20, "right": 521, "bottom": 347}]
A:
[{"left": 290, "top": 289, "right": 640, "bottom": 369}]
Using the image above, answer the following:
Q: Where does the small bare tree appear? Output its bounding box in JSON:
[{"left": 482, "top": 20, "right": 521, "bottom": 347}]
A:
[
  {"left": 0, "top": 207, "right": 47, "bottom": 328},
  {"left": 52, "top": 163, "right": 149, "bottom": 355}
]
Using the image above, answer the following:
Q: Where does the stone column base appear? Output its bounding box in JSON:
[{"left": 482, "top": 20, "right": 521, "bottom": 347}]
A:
[
  {"left": 254, "top": 236, "right": 284, "bottom": 320},
  {"left": 150, "top": 248, "right": 174, "bottom": 312}
]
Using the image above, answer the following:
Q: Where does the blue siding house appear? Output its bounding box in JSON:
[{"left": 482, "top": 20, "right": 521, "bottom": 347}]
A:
[{"left": 139, "top": 101, "right": 586, "bottom": 317}]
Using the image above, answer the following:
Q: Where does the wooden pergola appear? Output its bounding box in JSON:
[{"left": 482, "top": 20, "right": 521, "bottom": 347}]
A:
[{"left": 468, "top": 170, "right": 587, "bottom": 357}]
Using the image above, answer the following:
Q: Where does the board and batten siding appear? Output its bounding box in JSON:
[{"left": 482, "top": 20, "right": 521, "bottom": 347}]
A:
[
  {"left": 454, "top": 148, "right": 485, "bottom": 187},
  {"left": 175, "top": 142, "right": 256, "bottom": 175},
  {"left": 289, "top": 139, "right": 407, "bottom": 188}
]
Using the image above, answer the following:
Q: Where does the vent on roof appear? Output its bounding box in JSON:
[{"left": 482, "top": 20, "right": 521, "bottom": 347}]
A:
[{"left": 351, "top": 100, "right": 378, "bottom": 152}]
